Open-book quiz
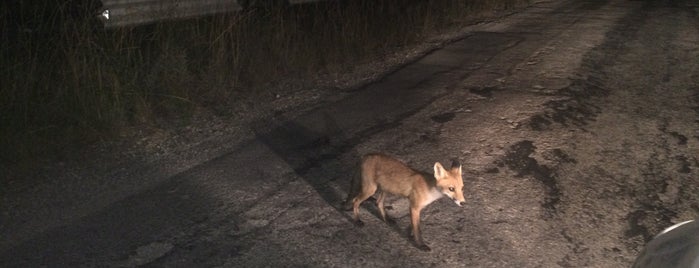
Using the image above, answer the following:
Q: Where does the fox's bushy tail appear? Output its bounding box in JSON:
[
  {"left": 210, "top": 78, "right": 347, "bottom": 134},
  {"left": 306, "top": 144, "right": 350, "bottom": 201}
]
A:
[{"left": 342, "top": 158, "right": 362, "bottom": 211}]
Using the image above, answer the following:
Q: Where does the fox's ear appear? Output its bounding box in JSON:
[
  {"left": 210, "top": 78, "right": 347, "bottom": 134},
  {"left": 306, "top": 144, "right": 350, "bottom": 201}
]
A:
[
  {"left": 434, "top": 162, "right": 447, "bottom": 179},
  {"left": 451, "top": 159, "right": 461, "bottom": 173}
]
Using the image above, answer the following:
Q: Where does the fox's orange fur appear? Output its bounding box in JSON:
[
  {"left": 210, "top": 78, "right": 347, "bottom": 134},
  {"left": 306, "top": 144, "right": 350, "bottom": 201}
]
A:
[{"left": 349, "top": 153, "right": 466, "bottom": 251}]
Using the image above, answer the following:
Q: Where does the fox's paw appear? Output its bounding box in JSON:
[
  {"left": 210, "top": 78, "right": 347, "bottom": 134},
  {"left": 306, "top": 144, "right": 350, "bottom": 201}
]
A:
[{"left": 354, "top": 219, "right": 365, "bottom": 227}]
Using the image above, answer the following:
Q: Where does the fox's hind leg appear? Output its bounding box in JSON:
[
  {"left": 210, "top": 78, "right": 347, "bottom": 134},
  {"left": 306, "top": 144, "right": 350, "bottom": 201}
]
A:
[
  {"left": 352, "top": 182, "right": 377, "bottom": 227},
  {"left": 376, "top": 191, "right": 396, "bottom": 225}
]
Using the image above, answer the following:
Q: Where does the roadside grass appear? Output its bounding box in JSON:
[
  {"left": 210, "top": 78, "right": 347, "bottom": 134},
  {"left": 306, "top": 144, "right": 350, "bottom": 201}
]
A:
[{"left": 0, "top": 0, "right": 529, "bottom": 169}]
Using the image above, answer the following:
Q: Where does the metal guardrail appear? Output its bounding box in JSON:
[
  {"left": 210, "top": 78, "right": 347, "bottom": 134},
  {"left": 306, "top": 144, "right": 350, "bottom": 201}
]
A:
[
  {"left": 99, "top": 0, "right": 244, "bottom": 28},
  {"left": 288, "top": 0, "right": 328, "bottom": 4},
  {"left": 99, "top": 0, "right": 334, "bottom": 28}
]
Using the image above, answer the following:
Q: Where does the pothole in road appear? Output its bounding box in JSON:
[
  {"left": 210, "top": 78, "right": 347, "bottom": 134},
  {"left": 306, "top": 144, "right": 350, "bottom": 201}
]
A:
[
  {"left": 625, "top": 204, "right": 677, "bottom": 243},
  {"left": 675, "top": 156, "right": 691, "bottom": 173},
  {"left": 430, "top": 112, "right": 456, "bottom": 123},
  {"left": 469, "top": 87, "right": 495, "bottom": 98},
  {"left": 529, "top": 115, "right": 553, "bottom": 131},
  {"left": 526, "top": 77, "right": 609, "bottom": 131},
  {"left": 497, "top": 140, "right": 561, "bottom": 216},
  {"left": 120, "top": 241, "right": 174, "bottom": 267}
]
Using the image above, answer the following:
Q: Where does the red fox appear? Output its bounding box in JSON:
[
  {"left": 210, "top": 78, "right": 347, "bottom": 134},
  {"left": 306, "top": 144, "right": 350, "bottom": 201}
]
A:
[{"left": 348, "top": 153, "right": 466, "bottom": 251}]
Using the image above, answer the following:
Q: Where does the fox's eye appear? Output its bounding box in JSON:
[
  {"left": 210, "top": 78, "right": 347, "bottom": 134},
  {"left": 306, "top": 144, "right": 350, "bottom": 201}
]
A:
[{"left": 448, "top": 187, "right": 455, "bottom": 192}]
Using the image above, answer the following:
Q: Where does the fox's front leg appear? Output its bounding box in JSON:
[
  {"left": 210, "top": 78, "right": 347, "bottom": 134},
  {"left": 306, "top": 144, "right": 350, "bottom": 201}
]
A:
[{"left": 410, "top": 206, "right": 430, "bottom": 251}]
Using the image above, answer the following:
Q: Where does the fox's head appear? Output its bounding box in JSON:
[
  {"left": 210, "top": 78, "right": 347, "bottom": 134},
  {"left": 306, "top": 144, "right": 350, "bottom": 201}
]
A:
[{"left": 434, "top": 160, "right": 466, "bottom": 207}]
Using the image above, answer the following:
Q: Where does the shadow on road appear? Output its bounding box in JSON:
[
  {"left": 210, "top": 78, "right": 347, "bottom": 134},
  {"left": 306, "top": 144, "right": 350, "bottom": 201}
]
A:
[
  {"left": 253, "top": 112, "right": 358, "bottom": 215},
  {"left": 0, "top": 171, "right": 238, "bottom": 267}
]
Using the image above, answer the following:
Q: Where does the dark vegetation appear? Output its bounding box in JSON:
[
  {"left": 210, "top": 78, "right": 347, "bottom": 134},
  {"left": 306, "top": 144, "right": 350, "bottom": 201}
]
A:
[{"left": 0, "top": 0, "right": 528, "bottom": 168}]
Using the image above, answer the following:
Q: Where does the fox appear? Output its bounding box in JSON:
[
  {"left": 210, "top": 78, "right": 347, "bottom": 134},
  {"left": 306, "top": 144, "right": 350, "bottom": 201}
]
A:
[{"left": 347, "top": 153, "right": 466, "bottom": 251}]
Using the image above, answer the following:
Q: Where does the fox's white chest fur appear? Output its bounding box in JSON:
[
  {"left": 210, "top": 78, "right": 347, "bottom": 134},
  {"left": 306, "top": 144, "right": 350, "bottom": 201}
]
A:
[{"left": 425, "top": 187, "right": 444, "bottom": 206}]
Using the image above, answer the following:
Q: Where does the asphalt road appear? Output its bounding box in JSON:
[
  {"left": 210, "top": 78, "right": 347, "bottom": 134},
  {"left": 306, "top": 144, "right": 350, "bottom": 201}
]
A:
[{"left": 2, "top": 0, "right": 699, "bottom": 267}]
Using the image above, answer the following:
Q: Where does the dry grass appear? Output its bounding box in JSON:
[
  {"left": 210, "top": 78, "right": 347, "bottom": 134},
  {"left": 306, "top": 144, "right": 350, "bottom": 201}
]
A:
[{"left": 0, "top": 0, "right": 529, "bottom": 166}]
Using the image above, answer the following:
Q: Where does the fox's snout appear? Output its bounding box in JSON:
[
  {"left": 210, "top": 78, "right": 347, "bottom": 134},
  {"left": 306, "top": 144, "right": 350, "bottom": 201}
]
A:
[{"left": 451, "top": 197, "right": 466, "bottom": 207}]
